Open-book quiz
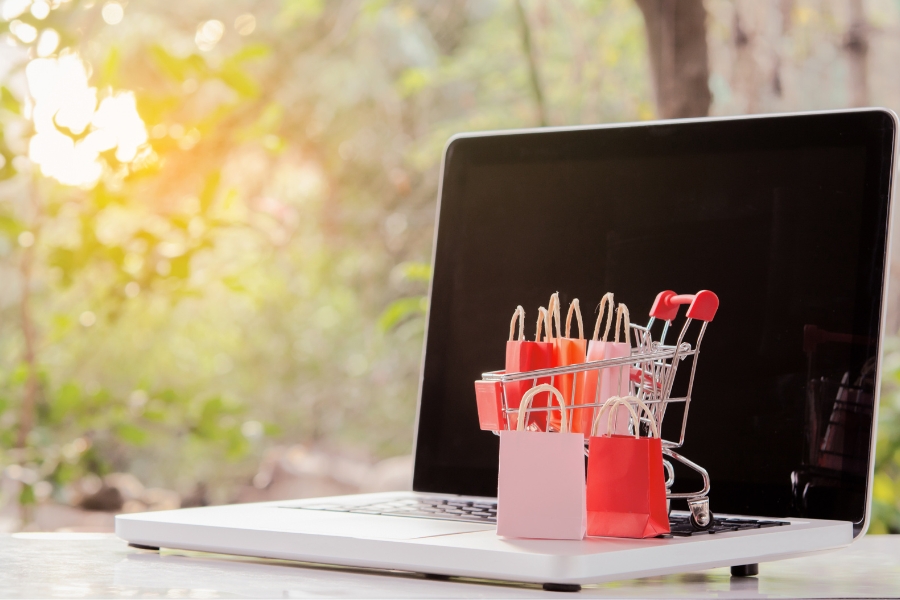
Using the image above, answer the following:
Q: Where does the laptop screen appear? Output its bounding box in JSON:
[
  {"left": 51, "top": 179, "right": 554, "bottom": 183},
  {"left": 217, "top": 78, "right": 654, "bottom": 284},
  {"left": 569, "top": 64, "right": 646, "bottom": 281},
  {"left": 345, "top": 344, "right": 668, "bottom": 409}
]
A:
[{"left": 413, "top": 110, "right": 895, "bottom": 535}]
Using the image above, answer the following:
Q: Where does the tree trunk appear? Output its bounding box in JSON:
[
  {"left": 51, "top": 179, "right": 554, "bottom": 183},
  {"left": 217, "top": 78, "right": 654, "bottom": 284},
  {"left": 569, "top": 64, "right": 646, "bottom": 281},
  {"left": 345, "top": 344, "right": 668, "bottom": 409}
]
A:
[
  {"left": 844, "top": 0, "right": 868, "bottom": 108},
  {"left": 634, "top": 0, "right": 712, "bottom": 119},
  {"left": 16, "top": 231, "right": 38, "bottom": 449},
  {"left": 514, "top": 0, "right": 548, "bottom": 126}
]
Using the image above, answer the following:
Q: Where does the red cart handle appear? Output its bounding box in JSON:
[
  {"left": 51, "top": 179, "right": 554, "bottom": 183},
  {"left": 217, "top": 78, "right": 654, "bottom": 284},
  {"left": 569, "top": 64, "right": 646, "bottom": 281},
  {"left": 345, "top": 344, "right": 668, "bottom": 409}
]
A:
[{"left": 649, "top": 290, "right": 719, "bottom": 322}]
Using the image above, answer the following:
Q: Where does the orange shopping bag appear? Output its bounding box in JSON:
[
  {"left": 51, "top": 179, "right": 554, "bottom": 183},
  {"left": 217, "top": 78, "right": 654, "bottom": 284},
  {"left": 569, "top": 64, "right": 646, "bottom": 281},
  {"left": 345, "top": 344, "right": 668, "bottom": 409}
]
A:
[
  {"left": 585, "top": 396, "right": 670, "bottom": 539},
  {"left": 497, "top": 384, "right": 586, "bottom": 540},
  {"left": 546, "top": 293, "right": 587, "bottom": 433}
]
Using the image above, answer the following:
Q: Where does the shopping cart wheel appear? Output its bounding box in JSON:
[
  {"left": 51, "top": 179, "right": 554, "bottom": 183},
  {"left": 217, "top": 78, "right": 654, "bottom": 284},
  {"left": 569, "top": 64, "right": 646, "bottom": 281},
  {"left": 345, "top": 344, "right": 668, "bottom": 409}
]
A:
[
  {"left": 690, "top": 511, "right": 713, "bottom": 531},
  {"left": 688, "top": 497, "right": 713, "bottom": 531}
]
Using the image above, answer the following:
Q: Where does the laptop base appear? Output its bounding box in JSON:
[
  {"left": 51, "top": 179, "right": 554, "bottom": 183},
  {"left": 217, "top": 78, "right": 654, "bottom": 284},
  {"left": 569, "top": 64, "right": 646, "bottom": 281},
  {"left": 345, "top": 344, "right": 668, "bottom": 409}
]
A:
[{"left": 116, "top": 492, "right": 854, "bottom": 586}]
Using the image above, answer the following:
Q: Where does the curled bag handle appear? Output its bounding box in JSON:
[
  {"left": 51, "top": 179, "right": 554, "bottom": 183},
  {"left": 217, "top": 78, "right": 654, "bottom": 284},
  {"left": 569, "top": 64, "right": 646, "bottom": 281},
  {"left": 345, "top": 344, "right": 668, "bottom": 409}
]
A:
[
  {"left": 565, "top": 298, "right": 584, "bottom": 340},
  {"left": 536, "top": 307, "right": 548, "bottom": 342},
  {"left": 614, "top": 303, "right": 631, "bottom": 345},
  {"left": 546, "top": 292, "right": 561, "bottom": 341},
  {"left": 591, "top": 292, "right": 615, "bottom": 342},
  {"left": 591, "top": 395, "right": 659, "bottom": 438},
  {"left": 517, "top": 384, "right": 568, "bottom": 433},
  {"left": 649, "top": 290, "right": 719, "bottom": 322},
  {"left": 509, "top": 306, "right": 525, "bottom": 341}
]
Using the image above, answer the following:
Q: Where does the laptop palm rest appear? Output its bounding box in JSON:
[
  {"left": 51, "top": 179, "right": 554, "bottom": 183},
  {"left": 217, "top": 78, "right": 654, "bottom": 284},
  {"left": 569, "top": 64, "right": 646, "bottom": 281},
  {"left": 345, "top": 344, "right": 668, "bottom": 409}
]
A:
[{"left": 120, "top": 504, "right": 493, "bottom": 542}]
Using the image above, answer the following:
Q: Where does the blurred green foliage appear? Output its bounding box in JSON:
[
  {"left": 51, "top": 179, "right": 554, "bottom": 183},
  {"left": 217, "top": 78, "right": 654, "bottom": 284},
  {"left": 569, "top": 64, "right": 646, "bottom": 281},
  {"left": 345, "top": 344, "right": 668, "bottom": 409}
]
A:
[
  {"left": 0, "top": 0, "right": 896, "bottom": 534},
  {"left": 872, "top": 339, "right": 900, "bottom": 533}
]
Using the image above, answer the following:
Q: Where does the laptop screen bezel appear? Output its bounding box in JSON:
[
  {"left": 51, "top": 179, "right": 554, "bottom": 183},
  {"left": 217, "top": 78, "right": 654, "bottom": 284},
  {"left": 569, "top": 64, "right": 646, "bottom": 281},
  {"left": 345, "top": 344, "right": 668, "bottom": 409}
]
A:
[{"left": 411, "top": 109, "right": 897, "bottom": 537}]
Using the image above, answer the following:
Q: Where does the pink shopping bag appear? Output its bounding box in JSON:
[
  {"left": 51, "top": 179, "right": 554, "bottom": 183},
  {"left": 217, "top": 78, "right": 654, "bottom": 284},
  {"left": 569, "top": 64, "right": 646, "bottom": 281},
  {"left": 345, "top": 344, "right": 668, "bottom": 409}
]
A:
[
  {"left": 581, "top": 293, "right": 614, "bottom": 435},
  {"left": 497, "top": 384, "right": 586, "bottom": 540},
  {"left": 585, "top": 302, "right": 632, "bottom": 436}
]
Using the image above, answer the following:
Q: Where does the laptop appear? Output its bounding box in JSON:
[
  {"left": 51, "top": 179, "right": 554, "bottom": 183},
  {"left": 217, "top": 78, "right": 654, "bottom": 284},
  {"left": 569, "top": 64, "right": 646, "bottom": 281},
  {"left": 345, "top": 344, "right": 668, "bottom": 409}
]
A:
[{"left": 117, "top": 109, "right": 896, "bottom": 590}]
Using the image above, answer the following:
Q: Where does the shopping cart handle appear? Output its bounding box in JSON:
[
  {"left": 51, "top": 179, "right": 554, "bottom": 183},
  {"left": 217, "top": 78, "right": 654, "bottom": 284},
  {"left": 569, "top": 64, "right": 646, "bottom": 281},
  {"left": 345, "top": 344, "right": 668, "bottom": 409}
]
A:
[{"left": 650, "top": 290, "right": 719, "bottom": 322}]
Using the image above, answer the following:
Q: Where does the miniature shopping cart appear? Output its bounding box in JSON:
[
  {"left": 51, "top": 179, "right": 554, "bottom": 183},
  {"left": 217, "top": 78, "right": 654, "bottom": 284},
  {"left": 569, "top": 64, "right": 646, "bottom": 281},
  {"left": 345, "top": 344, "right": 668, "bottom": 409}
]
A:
[{"left": 475, "top": 290, "right": 719, "bottom": 531}]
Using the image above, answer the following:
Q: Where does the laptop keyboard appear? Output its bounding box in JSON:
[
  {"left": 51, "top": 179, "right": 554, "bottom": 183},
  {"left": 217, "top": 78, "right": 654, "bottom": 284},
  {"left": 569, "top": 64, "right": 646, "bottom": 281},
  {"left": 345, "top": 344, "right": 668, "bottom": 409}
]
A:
[
  {"left": 294, "top": 497, "right": 497, "bottom": 523},
  {"left": 666, "top": 514, "right": 790, "bottom": 536},
  {"left": 290, "top": 497, "right": 790, "bottom": 535}
]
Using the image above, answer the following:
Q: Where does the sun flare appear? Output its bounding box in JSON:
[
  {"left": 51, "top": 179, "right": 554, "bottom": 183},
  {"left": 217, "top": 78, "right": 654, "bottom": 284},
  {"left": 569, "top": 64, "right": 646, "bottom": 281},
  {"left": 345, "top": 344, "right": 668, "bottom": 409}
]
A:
[{"left": 26, "top": 51, "right": 147, "bottom": 187}]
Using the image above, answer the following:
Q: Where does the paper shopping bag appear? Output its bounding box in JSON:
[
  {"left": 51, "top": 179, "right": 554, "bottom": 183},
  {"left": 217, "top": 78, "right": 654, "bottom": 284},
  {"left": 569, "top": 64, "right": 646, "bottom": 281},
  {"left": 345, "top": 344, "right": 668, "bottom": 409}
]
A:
[
  {"left": 581, "top": 293, "right": 617, "bottom": 435},
  {"left": 583, "top": 302, "right": 632, "bottom": 436},
  {"left": 474, "top": 379, "right": 504, "bottom": 431},
  {"left": 497, "top": 384, "right": 586, "bottom": 540},
  {"left": 546, "top": 293, "right": 587, "bottom": 433},
  {"left": 504, "top": 306, "right": 553, "bottom": 430},
  {"left": 586, "top": 396, "right": 669, "bottom": 538}
]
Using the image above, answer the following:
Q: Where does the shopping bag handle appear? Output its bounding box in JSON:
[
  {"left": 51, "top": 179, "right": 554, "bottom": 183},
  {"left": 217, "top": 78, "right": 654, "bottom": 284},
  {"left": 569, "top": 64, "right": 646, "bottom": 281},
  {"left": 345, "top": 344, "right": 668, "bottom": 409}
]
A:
[
  {"left": 517, "top": 384, "right": 568, "bottom": 433},
  {"left": 592, "top": 395, "right": 659, "bottom": 438},
  {"left": 614, "top": 303, "right": 631, "bottom": 345},
  {"left": 546, "top": 293, "right": 560, "bottom": 341},
  {"left": 565, "top": 298, "right": 584, "bottom": 340},
  {"left": 649, "top": 290, "right": 719, "bottom": 322},
  {"left": 591, "top": 292, "right": 615, "bottom": 342},
  {"left": 509, "top": 306, "right": 525, "bottom": 342},
  {"left": 536, "top": 306, "right": 548, "bottom": 342}
]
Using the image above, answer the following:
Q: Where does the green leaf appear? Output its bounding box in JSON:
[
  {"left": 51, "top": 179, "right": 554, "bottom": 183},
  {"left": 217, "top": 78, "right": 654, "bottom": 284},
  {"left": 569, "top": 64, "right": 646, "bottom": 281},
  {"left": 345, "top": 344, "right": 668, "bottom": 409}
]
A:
[
  {"left": 397, "top": 68, "right": 431, "bottom": 98},
  {"left": 116, "top": 423, "right": 149, "bottom": 446},
  {"left": 19, "top": 483, "right": 35, "bottom": 506},
  {"left": 219, "top": 63, "right": 259, "bottom": 98},
  {"left": 199, "top": 171, "right": 221, "bottom": 212},
  {"left": 400, "top": 262, "right": 432, "bottom": 282},
  {"left": 168, "top": 254, "right": 191, "bottom": 279},
  {"left": 150, "top": 45, "right": 186, "bottom": 81},
  {"left": 0, "top": 214, "right": 24, "bottom": 236},
  {"left": 0, "top": 86, "right": 20, "bottom": 115},
  {"left": 100, "top": 46, "right": 121, "bottom": 86},
  {"left": 231, "top": 43, "right": 272, "bottom": 63},
  {"left": 52, "top": 383, "right": 82, "bottom": 421},
  {"left": 279, "top": 0, "right": 325, "bottom": 24},
  {"left": 378, "top": 296, "right": 427, "bottom": 332}
]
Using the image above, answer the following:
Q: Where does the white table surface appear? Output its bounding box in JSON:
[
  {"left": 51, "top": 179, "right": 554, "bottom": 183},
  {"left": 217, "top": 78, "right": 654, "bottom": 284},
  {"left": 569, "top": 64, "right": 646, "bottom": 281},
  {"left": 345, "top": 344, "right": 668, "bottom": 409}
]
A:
[{"left": 1, "top": 532, "right": 898, "bottom": 599}]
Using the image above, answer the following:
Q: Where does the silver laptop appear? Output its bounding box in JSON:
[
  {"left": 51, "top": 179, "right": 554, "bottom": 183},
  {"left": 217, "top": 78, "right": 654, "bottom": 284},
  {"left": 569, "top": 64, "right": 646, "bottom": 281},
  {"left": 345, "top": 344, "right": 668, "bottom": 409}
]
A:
[{"left": 117, "top": 109, "right": 896, "bottom": 590}]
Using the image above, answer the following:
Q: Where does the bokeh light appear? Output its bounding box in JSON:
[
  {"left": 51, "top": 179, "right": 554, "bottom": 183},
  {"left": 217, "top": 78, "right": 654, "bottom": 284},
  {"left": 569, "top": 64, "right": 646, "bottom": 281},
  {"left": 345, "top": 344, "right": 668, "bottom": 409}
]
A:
[
  {"left": 1, "top": 0, "right": 31, "bottom": 21},
  {"left": 195, "top": 19, "right": 224, "bottom": 51},
  {"left": 101, "top": 1, "right": 123, "bottom": 25},
  {"left": 234, "top": 13, "right": 255, "bottom": 36},
  {"left": 27, "top": 51, "right": 147, "bottom": 186},
  {"left": 30, "top": 0, "right": 49, "bottom": 19},
  {"left": 36, "top": 28, "right": 59, "bottom": 57}
]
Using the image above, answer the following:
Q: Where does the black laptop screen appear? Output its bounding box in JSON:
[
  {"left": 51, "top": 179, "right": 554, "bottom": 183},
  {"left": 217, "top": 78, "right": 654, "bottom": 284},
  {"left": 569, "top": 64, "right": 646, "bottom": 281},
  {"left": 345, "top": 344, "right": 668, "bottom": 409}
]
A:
[{"left": 413, "top": 111, "right": 895, "bottom": 534}]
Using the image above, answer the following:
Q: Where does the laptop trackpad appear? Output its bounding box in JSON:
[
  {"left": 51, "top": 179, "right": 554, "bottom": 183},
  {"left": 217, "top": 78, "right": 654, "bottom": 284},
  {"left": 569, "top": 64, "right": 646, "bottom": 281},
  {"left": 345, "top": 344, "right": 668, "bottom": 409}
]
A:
[{"left": 278, "top": 508, "right": 494, "bottom": 540}]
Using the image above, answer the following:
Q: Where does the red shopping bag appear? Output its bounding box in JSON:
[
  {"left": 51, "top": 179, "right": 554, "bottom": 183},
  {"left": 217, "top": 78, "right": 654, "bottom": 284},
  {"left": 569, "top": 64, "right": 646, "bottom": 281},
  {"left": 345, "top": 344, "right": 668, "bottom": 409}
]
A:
[
  {"left": 497, "top": 384, "right": 586, "bottom": 540},
  {"left": 586, "top": 396, "right": 670, "bottom": 538},
  {"left": 583, "top": 302, "right": 632, "bottom": 437},
  {"left": 504, "top": 305, "right": 553, "bottom": 430},
  {"left": 546, "top": 293, "right": 587, "bottom": 433}
]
